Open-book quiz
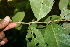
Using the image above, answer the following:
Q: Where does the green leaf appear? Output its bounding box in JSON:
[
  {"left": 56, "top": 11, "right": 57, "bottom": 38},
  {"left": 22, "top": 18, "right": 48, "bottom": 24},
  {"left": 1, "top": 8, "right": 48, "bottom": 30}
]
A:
[
  {"left": 59, "top": 0, "right": 70, "bottom": 19},
  {"left": 37, "top": 25, "right": 44, "bottom": 28},
  {"left": 12, "top": 12, "right": 25, "bottom": 30},
  {"left": 59, "top": 0, "right": 69, "bottom": 10},
  {"left": 26, "top": 30, "right": 33, "bottom": 38},
  {"left": 51, "top": 15, "right": 60, "bottom": 20},
  {"left": 29, "top": 0, "right": 54, "bottom": 21},
  {"left": 44, "top": 15, "right": 60, "bottom": 22},
  {"left": 60, "top": 9, "right": 69, "bottom": 17},
  {"left": 44, "top": 15, "right": 60, "bottom": 24},
  {"left": 51, "top": 15, "right": 60, "bottom": 23},
  {"left": 64, "top": 16, "right": 70, "bottom": 20},
  {"left": 44, "top": 24, "right": 70, "bottom": 47},
  {"left": 26, "top": 24, "right": 47, "bottom": 47},
  {"left": 60, "top": 9, "right": 70, "bottom": 19},
  {"left": 37, "top": 25, "right": 46, "bottom": 35},
  {"left": 15, "top": 24, "right": 22, "bottom": 30},
  {"left": 12, "top": 12, "right": 25, "bottom": 22},
  {"left": 63, "top": 22, "right": 70, "bottom": 34},
  {"left": 44, "top": 16, "right": 50, "bottom": 22},
  {"left": 63, "top": 11, "right": 70, "bottom": 20}
]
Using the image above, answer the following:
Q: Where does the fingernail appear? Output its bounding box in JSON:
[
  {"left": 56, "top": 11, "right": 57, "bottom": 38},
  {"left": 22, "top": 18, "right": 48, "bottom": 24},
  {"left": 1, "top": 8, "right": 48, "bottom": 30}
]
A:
[
  {"left": 0, "top": 41, "right": 5, "bottom": 45},
  {"left": 4, "top": 16, "right": 10, "bottom": 21}
]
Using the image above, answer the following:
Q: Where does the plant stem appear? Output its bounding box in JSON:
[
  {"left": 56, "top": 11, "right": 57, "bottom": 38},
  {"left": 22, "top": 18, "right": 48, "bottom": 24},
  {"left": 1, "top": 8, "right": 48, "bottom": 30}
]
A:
[{"left": 15, "top": 19, "right": 70, "bottom": 24}]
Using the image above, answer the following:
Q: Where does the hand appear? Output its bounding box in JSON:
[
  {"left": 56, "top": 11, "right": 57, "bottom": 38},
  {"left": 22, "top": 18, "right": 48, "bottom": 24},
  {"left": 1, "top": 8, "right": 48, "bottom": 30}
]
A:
[{"left": 0, "top": 16, "right": 17, "bottom": 46}]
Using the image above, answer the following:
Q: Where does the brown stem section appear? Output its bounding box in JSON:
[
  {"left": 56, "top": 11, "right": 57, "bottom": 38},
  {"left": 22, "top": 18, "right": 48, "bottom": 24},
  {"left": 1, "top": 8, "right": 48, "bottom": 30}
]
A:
[{"left": 15, "top": 19, "right": 70, "bottom": 24}]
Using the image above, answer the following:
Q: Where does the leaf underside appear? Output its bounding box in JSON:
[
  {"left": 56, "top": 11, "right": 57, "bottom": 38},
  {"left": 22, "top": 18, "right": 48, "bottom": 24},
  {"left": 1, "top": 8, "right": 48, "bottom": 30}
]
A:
[
  {"left": 59, "top": 0, "right": 70, "bottom": 20},
  {"left": 44, "top": 24, "right": 70, "bottom": 47},
  {"left": 29, "top": 0, "right": 54, "bottom": 21}
]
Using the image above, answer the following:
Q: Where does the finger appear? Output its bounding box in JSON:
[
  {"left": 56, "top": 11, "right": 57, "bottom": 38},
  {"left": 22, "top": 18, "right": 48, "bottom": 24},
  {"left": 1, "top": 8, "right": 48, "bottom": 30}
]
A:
[
  {"left": 0, "top": 38, "right": 8, "bottom": 45},
  {"left": 0, "top": 32, "right": 5, "bottom": 40},
  {"left": 0, "top": 16, "right": 11, "bottom": 29},
  {"left": 3, "top": 23, "right": 17, "bottom": 31}
]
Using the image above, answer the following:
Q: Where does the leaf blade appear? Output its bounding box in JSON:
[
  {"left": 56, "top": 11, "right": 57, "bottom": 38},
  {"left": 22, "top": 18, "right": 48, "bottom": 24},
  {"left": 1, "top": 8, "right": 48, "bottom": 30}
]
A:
[
  {"left": 44, "top": 24, "right": 70, "bottom": 47},
  {"left": 12, "top": 12, "right": 25, "bottom": 30},
  {"left": 59, "top": 0, "right": 69, "bottom": 10},
  {"left": 27, "top": 24, "right": 47, "bottom": 47},
  {"left": 29, "top": 0, "right": 54, "bottom": 21}
]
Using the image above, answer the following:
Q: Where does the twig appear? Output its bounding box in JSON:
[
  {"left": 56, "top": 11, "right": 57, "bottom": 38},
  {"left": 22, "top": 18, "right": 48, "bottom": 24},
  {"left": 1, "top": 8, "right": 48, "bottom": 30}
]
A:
[
  {"left": 15, "top": 21, "right": 52, "bottom": 24},
  {"left": 15, "top": 19, "right": 70, "bottom": 24}
]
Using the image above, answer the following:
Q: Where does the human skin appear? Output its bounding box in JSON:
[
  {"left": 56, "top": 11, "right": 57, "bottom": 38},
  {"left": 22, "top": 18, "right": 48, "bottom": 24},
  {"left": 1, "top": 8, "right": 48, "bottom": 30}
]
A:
[{"left": 0, "top": 16, "right": 17, "bottom": 45}]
